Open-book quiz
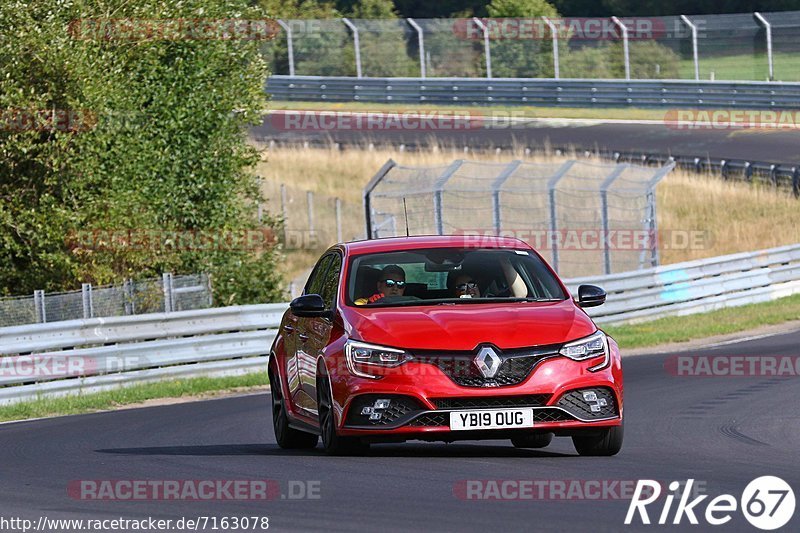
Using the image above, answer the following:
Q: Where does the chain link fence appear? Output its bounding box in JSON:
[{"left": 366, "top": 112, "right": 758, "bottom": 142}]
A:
[
  {"left": 0, "top": 274, "right": 212, "bottom": 328},
  {"left": 261, "top": 11, "right": 800, "bottom": 82},
  {"left": 364, "top": 159, "right": 674, "bottom": 279}
]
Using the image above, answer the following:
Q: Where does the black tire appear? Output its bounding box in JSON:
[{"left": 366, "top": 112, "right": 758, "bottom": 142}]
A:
[
  {"left": 511, "top": 432, "right": 553, "bottom": 449},
  {"left": 270, "top": 370, "right": 318, "bottom": 450},
  {"left": 572, "top": 423, "right": 623, "bottom": 456},
  {"left": 317, "top": 374, "right": 369, "bottom": 456}
]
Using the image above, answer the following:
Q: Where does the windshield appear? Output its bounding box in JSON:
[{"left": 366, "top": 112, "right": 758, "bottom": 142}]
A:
[{"left": 346, "top": 248, "right": 567, "bottom": 307}]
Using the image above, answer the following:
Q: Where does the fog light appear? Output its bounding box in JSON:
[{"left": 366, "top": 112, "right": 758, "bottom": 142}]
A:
[
  {"left": 582, "top": 391, "right": 598, "bottom": 402},
  {"left": 374, "top": 399, "right": 391, "bottom": 409},
  {"left": 361, "top": 406, "right": 374, "bottom": 415},
  {"left": 369, "top": 412, "right": 382, "bottom": 421}
]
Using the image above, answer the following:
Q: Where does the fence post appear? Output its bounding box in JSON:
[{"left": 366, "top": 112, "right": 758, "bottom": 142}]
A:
[
  {"left": 754, "top": 13, "right": 774, "bottom": 81},
  {"left": 280, "top": 183, "right": 288, "bottom": 242},
  {"left": 81, "top": 283, "right": 94, "bottom": 319},
  {"left": 123, "top": 279, "right": 135, "bottom": 315},
  {"left": 600, "top": 165, "right": 628, "bottom": 275},
  {"left": 491, "top": 160, "right": 522, "bottom": 235},
  {"left": 680, "top": 15, "right": 699, "bottom": 81},
  {"left": 542, "top": 17, "right": 560, "bottom": 79},
  {"left": 335, "top": 197, "right": 343, "bottom": 243},
  {"left": 433, "top": 160, "right": 464, "bottom": 235},
  {"left": 471, "top": 18, "right": 492, "bottom": 79},
  {"left": 546, "top": 161, "right": 576, "bottom": 273},
  {"left": 407, "top": 18, "right": 426, "bottom": 78},
  {"left": 307, "top": 190, "right": 315, "bottom": 234},
  {"left": 611, "top": 17, "right": 630, "bottom": 80},
  {"left": 34, "top": 289, "right": 46, "bottom": 323},
  {"left": 342, "top": 18, "right": 362, "bottom": 78},
  {"left": 162, "top": 273, "right": 174, "bottom": 313},
  {"left": 276, "top": 20, "right": 295, "bottom": 76}
]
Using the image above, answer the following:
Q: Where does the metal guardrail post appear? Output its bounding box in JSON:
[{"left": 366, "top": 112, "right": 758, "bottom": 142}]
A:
[
  {"left": 363, "top": 159, "right": 397, "bottom": 239},
  {"left": 407, "top": 18, "right": 426, "bottom": 78},
  {"left": 276, "top": 20, "right": 295, "bottom": 76},
  {"left": 162, "top": 273, "right": 174, "bottom": 313},
  {"left": 81, "top": 283, "right": 94, "bottom": 319},
  {"left": 472, "top": 18, "right": 492, "bottom": 79},
  {"left": 491, "top": 160, "right": 522, "bottom": 235},
  {"left": 342, "top": 18, "right": 362, "bottom": 78},
  {"left": 599, "top": 164, "right": 628, "bottom": 275},
  {"left": 754, "top": 12, "right": 774, "bottom": 81},
  {"left": 542, "top": 17, "right": 560, "bottom": 79},
  {"left": 546, "top": 160, "right": 576, "bottom": 273},
  {"left": 433, "top": 160, "right": 464, "bottom": 235},
  {"left": 680, "top": 15, "right": 700, "bottom": 81},
  {"left": 611, "top": 17, "right": 630, "bottom": 80},
  {"left": 33, "top": 290, "right": 46, "bottom": 324},
  {"left": 123, "top": 279, "right": 135, "bottom": 315}
]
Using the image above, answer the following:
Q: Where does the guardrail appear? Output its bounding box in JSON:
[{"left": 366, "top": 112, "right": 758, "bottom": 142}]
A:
[
  {"left": 565, "top": 243, "right": 800, "bottom": 325},
  {"left": 2, "top": 243, "right": 798, "bottom": 404},
  {"left": 0, "top": 304, "right": 287, "bottom": 405},
  {"left": 267, "top": 75, "right": 800, "bottom": 109}
]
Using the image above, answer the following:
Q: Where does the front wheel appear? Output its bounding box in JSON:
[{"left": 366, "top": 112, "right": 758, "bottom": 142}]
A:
[
  {"left": 572, "top": 423, "right": 623, "bottom": 456},
  {"left": 270, "top": 369, "right": 318, "bottom": 449},
  {"left": 317, "top": 374, "right": 369, "bottom": 456}
]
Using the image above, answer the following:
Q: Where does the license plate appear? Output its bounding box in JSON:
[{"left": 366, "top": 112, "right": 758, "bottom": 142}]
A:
[{"left": 449, "top": 408, "right": 534, "bottom": 431}]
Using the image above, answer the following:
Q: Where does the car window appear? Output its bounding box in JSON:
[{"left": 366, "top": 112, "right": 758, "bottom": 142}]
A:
[
  {"left": 319, "top": 253, "right": 342, "bottom": 309},
  {"left": 305, "top": 254, "right": 332, "bottom": 296},
  {"left": 347, "top": 248, "right": 566, "bottom": 307}
]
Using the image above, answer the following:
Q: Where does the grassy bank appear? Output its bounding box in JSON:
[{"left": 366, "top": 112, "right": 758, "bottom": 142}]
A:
[{"left": 0, "top": 373, "right": 268, "bottom": 423}]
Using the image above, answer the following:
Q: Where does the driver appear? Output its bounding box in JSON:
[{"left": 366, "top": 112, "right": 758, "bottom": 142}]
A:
[
  {"left": 451, "top": 272, "right": 481, "bottom": 298},
  {"left": 355, "top": 265, "right": 406, "bottom": 305}
]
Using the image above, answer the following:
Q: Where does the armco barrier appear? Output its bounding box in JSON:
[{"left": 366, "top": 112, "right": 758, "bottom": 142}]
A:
[
  {"left": 1, "top": 243, "right": 799, "bottom": 404},
  {"left": 267, "top": 75, "right": 800, "bottom": 109}
]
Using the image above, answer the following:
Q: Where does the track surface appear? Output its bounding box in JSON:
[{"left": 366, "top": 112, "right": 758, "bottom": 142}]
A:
[
  {"left": 252, "top": 116, "right": 800, "bottom": 164},
  {"left": 3, "top": 330, "right": 799, "bottom": 532}
]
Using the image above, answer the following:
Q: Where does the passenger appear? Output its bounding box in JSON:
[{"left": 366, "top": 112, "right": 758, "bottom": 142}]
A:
[{"left": 355, "top": 265, "right": 406, "bottom": 305}]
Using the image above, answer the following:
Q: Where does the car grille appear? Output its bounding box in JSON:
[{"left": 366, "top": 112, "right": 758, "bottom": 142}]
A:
[
  {"left": 408, "top": 408, "right": 574, "bottom": 427},
  {"left": 556, "top": 387, "right": 618, "bottom": 420},
  {"left": 414, "top": 346, "right": 559, "bottom": 388},
  {"left": 431, "top": 394, "right": 550, "bottom": 410}
]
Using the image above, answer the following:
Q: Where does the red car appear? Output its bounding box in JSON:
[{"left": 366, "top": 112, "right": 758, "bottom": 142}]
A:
[{"left": 268, "top": 235, "right": 623, "bottom": 456}]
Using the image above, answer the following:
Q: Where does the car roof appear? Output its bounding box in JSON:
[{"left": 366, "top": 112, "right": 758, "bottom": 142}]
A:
[{"left": 341, "top": 234, "right": 531, "bottom": 255}]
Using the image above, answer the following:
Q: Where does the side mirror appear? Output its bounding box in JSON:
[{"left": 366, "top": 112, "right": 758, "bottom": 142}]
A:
[
  {"left": 290, "top": 294, "right": 330, "bottom": 318},
  {"left": 577, "top": 285, "right": 606, "bottom": 308}
]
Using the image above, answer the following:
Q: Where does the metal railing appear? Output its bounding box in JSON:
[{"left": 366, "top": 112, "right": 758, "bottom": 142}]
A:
[
  {"left": 2, "top": 243, "right": 798, "bottom": 404},
  {"left": 266, "top": 75, "right": 800, "bottom": 109},
  {"left": 0, "top": 273, "right": 212, "bottom": 328},
  {"left": 262, "top": 12, "right": 800, "bottom": 82}
]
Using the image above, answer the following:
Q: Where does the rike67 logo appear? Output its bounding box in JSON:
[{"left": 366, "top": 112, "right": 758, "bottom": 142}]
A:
[{"left": 626, "top": 477, "right": 795, "bottom": 530}]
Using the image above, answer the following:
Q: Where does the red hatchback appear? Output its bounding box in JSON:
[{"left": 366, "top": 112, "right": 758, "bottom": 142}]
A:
[{"left": 268, "top": 235, "right": 623, "bottom": 456}]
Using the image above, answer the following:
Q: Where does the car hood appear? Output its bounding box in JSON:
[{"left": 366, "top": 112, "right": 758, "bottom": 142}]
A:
[{"left": 341, "top": 300, "right": 596, "bottom": 351}]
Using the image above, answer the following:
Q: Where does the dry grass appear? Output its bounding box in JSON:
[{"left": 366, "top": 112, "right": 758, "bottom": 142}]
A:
[{"left": 255, "top": 144, "right": 800, "bottom": 283}]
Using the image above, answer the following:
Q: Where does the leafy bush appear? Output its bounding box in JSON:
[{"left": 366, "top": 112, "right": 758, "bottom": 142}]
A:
[{"left": 0, "top": 0, "right": 284, "bottom": 303}]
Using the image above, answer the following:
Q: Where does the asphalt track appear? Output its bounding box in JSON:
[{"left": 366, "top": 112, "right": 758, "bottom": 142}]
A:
[
  {"left": 252, "top": 114, "right": 800, "bottom": 165},
  {"left": 2, "top": 329, "right": 799, "bottom": 532}
]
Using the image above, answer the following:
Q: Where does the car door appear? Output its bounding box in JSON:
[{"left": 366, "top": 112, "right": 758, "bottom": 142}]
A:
[
  {"left": 288, "top": 254, "right": 331, "bottom": 412},
  {"left": 297, "top": 252, "right": 342, "bottom": 413}
]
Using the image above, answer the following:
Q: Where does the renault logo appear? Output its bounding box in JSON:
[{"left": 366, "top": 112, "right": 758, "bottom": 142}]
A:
[{"left": 474, "top": 346, "right": 502, "bottom": 378}]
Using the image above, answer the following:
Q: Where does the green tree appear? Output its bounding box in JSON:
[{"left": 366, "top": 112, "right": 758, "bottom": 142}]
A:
[
  {"left": 484, "top": 0, "right": 559, "bottom": 78},
  {"left": 0, "top": 0, "right": 284, "bottom": 303}
]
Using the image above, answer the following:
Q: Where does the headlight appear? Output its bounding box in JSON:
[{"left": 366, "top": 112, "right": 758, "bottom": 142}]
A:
[
  {"left": 559, "top": 331, "right": 609, "bottom": 372},
  {"left": 344, "top": 340, "right": 412, "bottom": 379}
]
